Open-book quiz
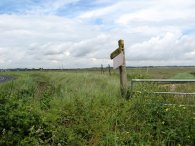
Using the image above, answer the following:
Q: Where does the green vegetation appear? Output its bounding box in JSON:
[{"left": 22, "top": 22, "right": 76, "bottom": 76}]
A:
[
  {"left": 0, "top": 68, "right": 195, "bottom": 145},
  {"left": 127, "top": 67, "right": 195, "bottom": 79},
  {"left": 172, "top": 73, "right": 195, "bottom": 79}
]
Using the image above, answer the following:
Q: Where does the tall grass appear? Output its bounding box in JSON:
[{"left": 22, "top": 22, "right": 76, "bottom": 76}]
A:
[{"left": 0, "top": 70, "right": 194, "bottom": 145}]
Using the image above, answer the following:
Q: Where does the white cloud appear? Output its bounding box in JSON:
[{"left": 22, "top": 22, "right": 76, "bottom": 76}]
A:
[
  {"left": 79, "top": 3, "right": 119, "bottom": 19},
  {"left": 116, "top": 9, "right": 193, "bottom": 25},
  {"left": 126, "top": 31, "right": 195, "bottom": 65}
]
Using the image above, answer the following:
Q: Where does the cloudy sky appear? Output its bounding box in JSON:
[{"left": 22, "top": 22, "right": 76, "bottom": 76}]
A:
[{"left": 0, "top": 0, "right": 195, "bottom": 69}]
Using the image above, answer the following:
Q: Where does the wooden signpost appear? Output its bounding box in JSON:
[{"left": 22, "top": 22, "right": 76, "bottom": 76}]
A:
[{"left": 110, "top": 40, "right": 128, "bottom": 98}]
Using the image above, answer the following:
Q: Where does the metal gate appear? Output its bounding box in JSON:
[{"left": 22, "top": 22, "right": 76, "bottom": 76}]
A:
[{"left": 130, "top": 79, "right": 195, "bottom": 95}]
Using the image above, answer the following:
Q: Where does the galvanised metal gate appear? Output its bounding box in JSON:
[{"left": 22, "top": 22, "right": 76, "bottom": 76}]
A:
[{"left": 130, "top": 79, "right": 195, "bottom": 96}]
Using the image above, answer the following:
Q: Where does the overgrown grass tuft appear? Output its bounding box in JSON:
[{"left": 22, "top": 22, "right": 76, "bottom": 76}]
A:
[{"left": 171, "top": 72, "right": 195, "bottom": 79}]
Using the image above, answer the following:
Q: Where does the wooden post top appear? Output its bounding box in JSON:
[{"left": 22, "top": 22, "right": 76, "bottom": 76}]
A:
[{"left": 118, "top": 39, "right": 124, "bottom": 50}]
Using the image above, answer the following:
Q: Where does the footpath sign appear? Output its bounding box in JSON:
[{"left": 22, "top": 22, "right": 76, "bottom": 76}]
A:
[
  {"left": 113, "top": 52, "right": 124, "bottom": 69},
  {"left": 110, "top": 48, "right": 121, "bottom": 59}
]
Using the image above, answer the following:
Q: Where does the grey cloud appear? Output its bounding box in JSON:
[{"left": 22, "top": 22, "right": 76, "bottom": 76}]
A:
[
  {"left": 70, "top": 34, "right": 112, "bottom": 57},
  {"left": 44, "top": 51, "right": 64, "bottom": 56}
]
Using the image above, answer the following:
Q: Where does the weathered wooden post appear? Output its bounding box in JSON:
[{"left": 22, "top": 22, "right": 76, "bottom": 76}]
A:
[
  {"left": 110, "top": 40, "right": 128, "bottom": 98},
  {"left": 101, "top": 64, "right": 104, "bottom": 74},
  {"left": 108, "top": 64, "right": 111, "bottom": 76},
  {"left": 118, "top": 40, "right": 128, "bottom": 98}
]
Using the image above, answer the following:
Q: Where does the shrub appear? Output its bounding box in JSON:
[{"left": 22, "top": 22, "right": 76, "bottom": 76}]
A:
[{"left": 0, "top": 92, "right": 53, "bottom": 145}]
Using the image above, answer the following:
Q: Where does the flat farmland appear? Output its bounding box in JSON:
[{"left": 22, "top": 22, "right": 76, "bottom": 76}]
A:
[{"left": 0, "top": 67, "right": 195, "bottom": 145}]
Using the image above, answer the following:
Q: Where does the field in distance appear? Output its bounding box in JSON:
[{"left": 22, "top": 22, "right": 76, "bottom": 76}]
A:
[{"left": 0, "top": 67, "right": 195, "bottom": 145}]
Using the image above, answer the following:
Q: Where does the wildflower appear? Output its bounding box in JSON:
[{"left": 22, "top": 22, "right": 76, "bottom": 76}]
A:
[
  {"left": 178, "top": 144, "right": 181, "bottom": 146},
  {"left": 165, "top": 108, "right": 169, "bottom": 112},
  {"left": 2, "top": 129, "right": 6, "bottom": 135},
  {"left": 193, "top": 117, "right": 195, "bottom": 120},
  {"left": 162, "top": 121, "right": 165, "bottom": 125}
]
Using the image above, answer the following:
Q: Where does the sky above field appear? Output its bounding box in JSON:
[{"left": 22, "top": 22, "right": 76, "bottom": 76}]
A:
[{"left": 0, "top": 0, "right": 195, "bottom": 69}]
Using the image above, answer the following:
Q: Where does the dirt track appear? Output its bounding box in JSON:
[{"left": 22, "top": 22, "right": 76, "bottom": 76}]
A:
[{"left": 0, "top": 76, "right": 15, "bottom": 84}]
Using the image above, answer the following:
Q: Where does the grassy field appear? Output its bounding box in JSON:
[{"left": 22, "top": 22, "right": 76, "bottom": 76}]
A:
[{"left": 0, "top": 67, "right": 195, "bottom": 145}]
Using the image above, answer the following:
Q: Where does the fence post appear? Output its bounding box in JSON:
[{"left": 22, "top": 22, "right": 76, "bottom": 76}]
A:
[
  {"left": 130, "top": 79, "right": 134, "bottom": 98},
  {"left": 118, "top": 40, "right": 128, "bottom": 98},
  {"left": 101, "top": 64, "right": 104, "bottom": 74},
  {"left": 108, "top": 64, "right": 111, "bottom": 76}
]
